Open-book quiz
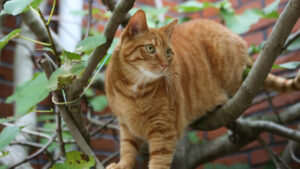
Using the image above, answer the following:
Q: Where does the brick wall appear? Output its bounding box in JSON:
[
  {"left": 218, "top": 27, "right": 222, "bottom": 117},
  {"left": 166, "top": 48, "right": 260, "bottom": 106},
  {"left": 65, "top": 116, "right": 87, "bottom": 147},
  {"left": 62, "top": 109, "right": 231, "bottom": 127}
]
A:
[{"left": 1, "top": 0, "right": 300, "bottom": 168}]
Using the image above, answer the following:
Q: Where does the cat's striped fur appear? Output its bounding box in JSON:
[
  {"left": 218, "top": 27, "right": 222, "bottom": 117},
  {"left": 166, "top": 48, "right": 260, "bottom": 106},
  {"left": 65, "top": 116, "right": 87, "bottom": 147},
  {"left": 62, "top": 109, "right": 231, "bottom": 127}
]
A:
[{"left": 105, "top": 10, "right": 300, "bottom": 169}]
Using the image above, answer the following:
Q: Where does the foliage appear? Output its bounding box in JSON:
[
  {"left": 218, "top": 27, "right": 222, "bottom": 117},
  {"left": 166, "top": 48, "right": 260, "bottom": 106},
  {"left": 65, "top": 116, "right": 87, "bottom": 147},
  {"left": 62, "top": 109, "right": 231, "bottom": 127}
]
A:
[
  {"left": 6, "top": 72, "right": 50, "bottom": 114},
  {"left": 51, "top": 151, "right": 95, "bottom": 169},
  {"left": 0, "top": 0, "right": 45, "bottom": 16},
  {"left": 175, "top": 0, "right": 280, "bottom": 34},
  {"left": 0, "top": 126, "right": 20, "bottom": 152},
  {"left": 90, "top": 96, "right": 108, "bottom": 112},
  {"left": 75, "top": 34, "right": 106, "bottom": 52},
  {"left": 187, "top": 131, "right": 203, "bottom": 144},
  {"left": 0, "top": 29, "right": 20, "bottom": 50}
]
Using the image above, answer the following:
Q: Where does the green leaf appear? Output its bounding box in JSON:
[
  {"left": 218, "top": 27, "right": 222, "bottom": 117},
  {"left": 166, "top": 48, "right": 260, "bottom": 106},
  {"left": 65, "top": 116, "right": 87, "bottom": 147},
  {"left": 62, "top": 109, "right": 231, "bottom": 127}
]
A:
[
  {"left": 229, "top": 163, "right": 249, "bottom": 169},
  {"left": 175, "top": 1, "right": 213, "bottom": 13},
  {"left": 29, "top": 0, "right": 46, "bottom": 9},
  {"left": 47, "top": 67, "right": 66, "bottom": 91},
  {"left": 0, "top": 126, "right": 20, "bottom": 152},
  {"left": 70, "top": 62, "right": 88, "bottom": 76},
  {"left": 75, "top": 35, "right": 106, "bottom": 52},
  {"left": 263, "top": 0, "right": 280, "bottom": 14},
  {"left": 90, "top": 96, "right": 108, "bottom": 112},
  {"left": 272, "top": 61, "right": 300, "bottom": 69},
  {"left": 187, "top": 131, "right": 202, "bottom": 144},
  {"left": 204, "top": 164, "right": 228, "bottom": 169},
  {"left": 63, "top": 50, "right": 81, "bottom": 60},
  {"left": 70, "top": 10, "right": 88, "bottom": 16},
  {"left": 0, "top": 0, "right": 33, "bottom": 16},
  {"left": 221, "top": 9, "right": 261, "bottom": 34},
  {"left": 51, "top": 163, "right": 81, "bottom": 169},
  {"left": 6, "top": 72, "right": 49, "bottom": 114},
  {"left": 287, "top": 36, "right": 300, "bottom": 51},
  {"left": 37, "top": 115, "right": 55, "bottom": 122},
  {"left": 0, "top": 29, "right": 21, "bottom": 50},
  {"left": 0, "top": 164, "right": 8, "bottom": 169},
  {"left": 65, "top": 151, "right": 95, "bottom": 168},
  {"left": 0, "top": 151, "right": 10, "bottom": 158},
  {"left": 263, "top": 161, "right": 276, "bottom": 169}
]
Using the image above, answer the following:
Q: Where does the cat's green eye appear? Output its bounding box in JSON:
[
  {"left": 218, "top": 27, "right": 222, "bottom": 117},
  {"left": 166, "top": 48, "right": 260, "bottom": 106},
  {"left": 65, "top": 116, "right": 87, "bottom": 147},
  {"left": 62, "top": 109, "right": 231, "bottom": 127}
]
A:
[
  {"left": 146, "top": 44, "right": 155, "bottom": 54},
  {"left": 166, "top": 49, "right": 172, "bottom": 58}
]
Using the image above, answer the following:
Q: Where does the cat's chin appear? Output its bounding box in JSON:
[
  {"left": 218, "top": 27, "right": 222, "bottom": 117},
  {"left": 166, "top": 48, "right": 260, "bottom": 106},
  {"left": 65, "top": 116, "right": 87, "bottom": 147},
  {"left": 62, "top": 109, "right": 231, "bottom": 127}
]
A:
[{"left": 139, "top": 67, "right": 163, "bottom": 80}]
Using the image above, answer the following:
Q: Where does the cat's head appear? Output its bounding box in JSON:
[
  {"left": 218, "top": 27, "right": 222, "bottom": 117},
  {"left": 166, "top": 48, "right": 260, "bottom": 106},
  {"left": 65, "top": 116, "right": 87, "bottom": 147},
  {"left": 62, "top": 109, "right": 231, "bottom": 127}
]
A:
[{"left": 116, "top": 10, "right": 177, "bottom": 80}]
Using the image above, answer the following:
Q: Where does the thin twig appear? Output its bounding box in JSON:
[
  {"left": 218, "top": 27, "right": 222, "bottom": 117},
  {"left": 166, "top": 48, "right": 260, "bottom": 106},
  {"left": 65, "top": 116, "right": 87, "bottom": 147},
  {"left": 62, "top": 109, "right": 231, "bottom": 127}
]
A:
[
  {"left": 282, "top": 29, "right": 300, "bottom": 51},
  {"left": 8, "top": 134, "right": 57, "bottom": 169},
  {"left": 87, "top": 111, "right": 119, "bottom": 130},
  {"left": 84, "top": 0, "right": 93, "bottom": 38},
  {"left": 258, "top": 137, "right": 292, "bottom": 169},
  {"left": 56, "top": 108, "right": 66, "bottom": 158},
  {"left": 90, "top": 118, "right": 115, "bottom": 136},
  {"left": 102, "top": 151, "right": 120, "bottom": 165},
  {"left": 265, "top": 90, "right": 283, "bottom": 124},
  {"left": 37, "top": 9, "right": 61, "bottom": 67},
  {"left": 2, "top": 123, "right": 52, "bottom": 140},
  {"left": 10, "top": 140, "right": 43, "bottom": 148}
]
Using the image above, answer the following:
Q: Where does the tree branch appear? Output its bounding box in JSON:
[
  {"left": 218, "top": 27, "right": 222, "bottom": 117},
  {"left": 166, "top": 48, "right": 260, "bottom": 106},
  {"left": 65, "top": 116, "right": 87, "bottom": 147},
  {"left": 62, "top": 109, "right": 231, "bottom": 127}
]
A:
[
  {"left": 40, "top": 59, "right": 104, "bottom": 169},
  {"left": 191, "top": 0, "right": 300, "bottom": 130},
  {"left": 8, "top": 134, "right": 57, "bottom": 169},
  {"left": 173, "top": 102, "right": 300, "bottom": 169},
  {"left": 22, "top": 10, "right": 63, "bottom": 53},
  {"left": 73, "top": 0, "right": 135, "bottom": 91},
  {"left": 237, "top": 119, "right": 300, "bottom": 142}
]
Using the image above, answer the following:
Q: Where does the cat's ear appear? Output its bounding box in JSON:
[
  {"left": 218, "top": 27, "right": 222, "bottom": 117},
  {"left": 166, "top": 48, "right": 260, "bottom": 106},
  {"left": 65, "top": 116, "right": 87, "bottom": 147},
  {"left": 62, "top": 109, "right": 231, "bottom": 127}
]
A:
[
  {"left": 161, "top": 19, "right": 178, "bottom": 38},
  {"left": 124, "top": 10, "right": 148, "bottom": 37}
]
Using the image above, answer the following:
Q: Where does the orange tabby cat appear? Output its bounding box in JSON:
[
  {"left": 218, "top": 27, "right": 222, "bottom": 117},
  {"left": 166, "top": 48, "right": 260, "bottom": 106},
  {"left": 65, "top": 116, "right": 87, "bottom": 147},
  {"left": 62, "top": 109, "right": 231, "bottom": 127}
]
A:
[{"left": 105, "top": 10, "right": 300, "bottom": 169}]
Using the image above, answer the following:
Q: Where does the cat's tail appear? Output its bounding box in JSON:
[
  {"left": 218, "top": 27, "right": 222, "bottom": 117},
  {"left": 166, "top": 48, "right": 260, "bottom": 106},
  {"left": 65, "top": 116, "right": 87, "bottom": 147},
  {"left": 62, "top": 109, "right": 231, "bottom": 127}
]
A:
[
  {"left": 263, "top": 70, "right": 300, "bottom": 92},
  {"left": 245, "top": 57, "right": 300, "bottom": 93}
]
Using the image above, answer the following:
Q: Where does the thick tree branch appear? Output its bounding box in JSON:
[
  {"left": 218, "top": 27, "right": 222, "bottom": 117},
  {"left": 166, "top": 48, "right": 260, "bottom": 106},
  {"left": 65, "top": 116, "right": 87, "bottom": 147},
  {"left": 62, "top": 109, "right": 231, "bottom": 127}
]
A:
[
  {"left": 72, "top": 0, "right": 135, "bottom": 91},
  {"left": 40, "top": 59, "right": 104, "bottom": 169},
  {"left": 173, "top": 103, "right": 300, "bottom": 169},
  {"left": 101, "top": 0, "right": 131, "bottom": 27},
  {"left": 191, "top": 0, "right": 300, "bottom": 130}
]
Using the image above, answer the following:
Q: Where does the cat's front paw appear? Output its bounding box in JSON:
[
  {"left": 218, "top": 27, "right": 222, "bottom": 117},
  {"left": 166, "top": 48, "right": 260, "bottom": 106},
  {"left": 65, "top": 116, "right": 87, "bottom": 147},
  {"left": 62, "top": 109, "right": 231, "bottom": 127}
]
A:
[{"left": 106, "top": 163, "right": 125, "bottom": 169}]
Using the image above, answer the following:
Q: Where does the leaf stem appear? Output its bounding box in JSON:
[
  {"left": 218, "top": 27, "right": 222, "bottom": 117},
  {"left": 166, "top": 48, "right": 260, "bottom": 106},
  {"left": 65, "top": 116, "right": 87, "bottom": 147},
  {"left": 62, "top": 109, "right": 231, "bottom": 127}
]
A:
[
  {"left": 19, "top": 35, "right": 51, "bottom": 46},
  {"left": 34, "top": 109, "right": 54, "bottom": 113},
  {"left": 47, "top": 0, "right": 56, "bottom": 26}
]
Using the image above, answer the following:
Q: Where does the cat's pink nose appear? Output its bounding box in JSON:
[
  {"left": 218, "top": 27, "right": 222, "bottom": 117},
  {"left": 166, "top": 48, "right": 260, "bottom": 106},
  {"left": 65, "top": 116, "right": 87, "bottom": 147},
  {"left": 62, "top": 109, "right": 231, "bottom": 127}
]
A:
[{"left": 162, "top": 63, "right": 168, "bottom": 69}]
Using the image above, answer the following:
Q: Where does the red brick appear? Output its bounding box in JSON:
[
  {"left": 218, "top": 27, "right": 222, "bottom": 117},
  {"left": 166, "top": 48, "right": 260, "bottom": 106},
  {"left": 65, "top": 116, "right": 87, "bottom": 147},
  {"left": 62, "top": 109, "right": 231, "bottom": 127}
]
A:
[
  {"left": 1, "top": 49, "right": 14, "bottom": 64},
  {"left": 242, "top": 133, "right": 270, "bottom": 150},
  {"left": 251, "top": 148, "right": 269, "bottom": 165},
  {"left": 249, "top": 19, "right": 276, "bottom": 33},
  {"left": 0, "top": 103, "right": 14, "bottom": 117},
  {"left": 0, "top": 66, "right": 13, "bottom": 82},
  {"left": 0, "top": 83, "right": 13, "bottom": 98},
  {"left": 196, "top": 166, "right": 204, "bottom": 169},
  {"left": 203, "top": 8, "right": 219, "bottom": 18},
  {"left": 273, "top": 134, "right": 287, "bottom": 143},
  {"left": 244, "top": 100, "right": 269, "bottom": 115},
  {"left": 207, "top": 127, "right": 227, "bottom": 140},
  {"left": 213, "top": 153, "right": 248, "bottom": 166},
  {"left": 272, "top": 91, "right": 300, "bottom": 108},
  {"left": 91, "top": 138, "right": 118, "bottom": 152},
  {"left": 265, "top": 0, "right": 288, "bottom": 6},
  {"left": 251, "top": 144, "right": 285, "bottom": 165},
  {"left": 136, "top": 0, "right": 155, "bottom": 6},
  {"left": 3, "top": 15, "right": 17, "bottom": 28},
  {"left": 243, "top": 31, "right": 264, "bottom": 46},
  {"left": 292, "top": 20, "right": 300, "bottom": 34}
]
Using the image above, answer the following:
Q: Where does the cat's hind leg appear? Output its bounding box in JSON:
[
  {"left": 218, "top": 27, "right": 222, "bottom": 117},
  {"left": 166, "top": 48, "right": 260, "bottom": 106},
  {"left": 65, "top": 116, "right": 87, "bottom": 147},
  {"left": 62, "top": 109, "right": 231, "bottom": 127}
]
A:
[{"left": 106, "top": 123, "right": 142, "bottom": 169}]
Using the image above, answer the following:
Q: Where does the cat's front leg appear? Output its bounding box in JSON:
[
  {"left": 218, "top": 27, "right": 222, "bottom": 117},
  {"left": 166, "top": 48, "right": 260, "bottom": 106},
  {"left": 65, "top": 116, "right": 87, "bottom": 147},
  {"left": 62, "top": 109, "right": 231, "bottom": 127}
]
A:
[
  {"left": 106, "top": 123, "right": 142, "bottom": 169},
  {"left": 147, "top": 127, "right": 177, "bottom": 169}
]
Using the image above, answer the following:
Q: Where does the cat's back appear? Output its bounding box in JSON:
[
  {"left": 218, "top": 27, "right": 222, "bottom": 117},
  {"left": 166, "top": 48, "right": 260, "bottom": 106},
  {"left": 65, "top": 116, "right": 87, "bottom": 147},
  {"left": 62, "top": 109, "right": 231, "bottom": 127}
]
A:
[{"left": 170, "top": 19, "right": 249, "bottom": 122}]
